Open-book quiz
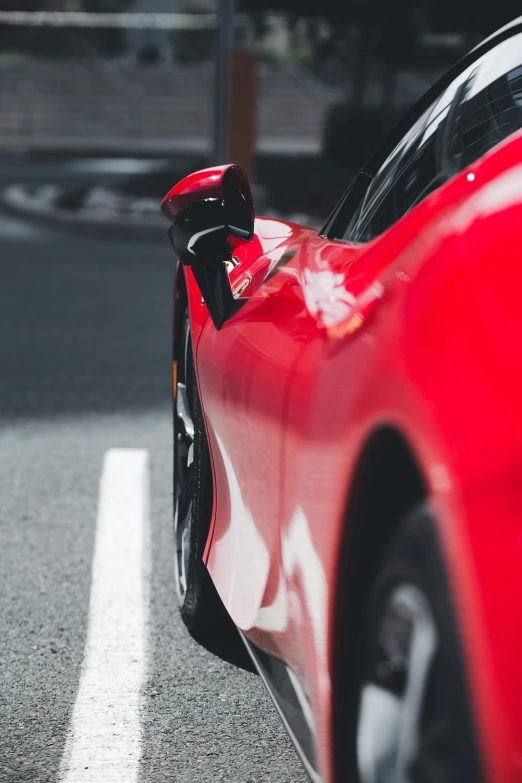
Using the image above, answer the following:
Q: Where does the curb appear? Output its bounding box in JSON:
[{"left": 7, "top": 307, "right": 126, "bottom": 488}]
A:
[{"left": 1, "top": 184, "right": 167, "bottom": 242}]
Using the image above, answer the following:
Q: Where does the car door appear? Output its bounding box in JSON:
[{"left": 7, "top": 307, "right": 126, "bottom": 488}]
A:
[{"left": 195, "top": 217, "right": 317, "bottom": 634}]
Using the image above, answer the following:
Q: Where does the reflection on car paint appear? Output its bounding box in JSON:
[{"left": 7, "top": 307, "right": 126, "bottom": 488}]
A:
[
  {"left": 212, "top": 433, "right": 270, "bottom": 629},
  {"left": 263, "top": 250, "right": 297, "bottom": 283},
  {"left": 282, "top": 507, "right": 330, "bottom": 698}
]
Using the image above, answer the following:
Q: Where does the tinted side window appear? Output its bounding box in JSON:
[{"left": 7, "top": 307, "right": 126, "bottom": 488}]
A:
[
  {"left": 343, "top": 98, "right": 453, "bottom": 242},
  {"left": 448, "top": 50, "right": 522, "bottom": 169},
  {"left": 342, "top": 33, "right": 522, "bottom": 244}
]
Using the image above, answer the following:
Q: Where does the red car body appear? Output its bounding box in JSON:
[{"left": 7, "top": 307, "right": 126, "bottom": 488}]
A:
[{"left": 165, "top": 22, "right": 522, "bottom": 783}]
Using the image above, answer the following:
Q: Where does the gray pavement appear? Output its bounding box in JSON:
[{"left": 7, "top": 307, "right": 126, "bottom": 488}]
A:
[{"left": 0, "top": 165, "right": 306, "bottom": 783}]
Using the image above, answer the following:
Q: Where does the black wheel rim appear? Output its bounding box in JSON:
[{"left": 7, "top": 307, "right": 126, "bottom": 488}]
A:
[
  {"left": 173, "top": 316, "right": 195, "bottom": 604},
  {"left": 357, "top": 583, "right": 440, "bottom": 783}
]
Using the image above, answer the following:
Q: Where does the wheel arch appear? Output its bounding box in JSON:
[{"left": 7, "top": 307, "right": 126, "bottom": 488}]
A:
[{"left": 331, "top": 425, "right": 428, "bottom": 782}]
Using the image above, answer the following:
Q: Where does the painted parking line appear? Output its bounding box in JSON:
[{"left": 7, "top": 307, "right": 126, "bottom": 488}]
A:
[{"left": 59, "top": 448, "right": 150, "bottom": 783}]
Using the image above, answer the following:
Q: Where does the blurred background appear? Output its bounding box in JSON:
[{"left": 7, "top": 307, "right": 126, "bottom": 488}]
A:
[{"left": 0, "top": 0, "right": 520, "bottom": 229}]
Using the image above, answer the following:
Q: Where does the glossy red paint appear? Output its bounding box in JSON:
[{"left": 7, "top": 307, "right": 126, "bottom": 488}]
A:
[
  {"left": 197, "top": 219, "right": 316, "bottom": 633},
  {"left": 161, "top": 163, "right": 253, "bottom": 222},
  {"left": 170, "top": 131, "right": 522, "bottom": 782}
]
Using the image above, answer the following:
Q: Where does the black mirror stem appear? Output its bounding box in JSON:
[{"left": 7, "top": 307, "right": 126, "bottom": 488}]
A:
[{"left": 191, "top": 257, "right": 237, "bottom": 331}]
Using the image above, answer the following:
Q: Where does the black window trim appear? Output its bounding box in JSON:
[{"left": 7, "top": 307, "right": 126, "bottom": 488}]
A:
[{"left": 320, "top": 19, "right": 522, "bottom": 242}]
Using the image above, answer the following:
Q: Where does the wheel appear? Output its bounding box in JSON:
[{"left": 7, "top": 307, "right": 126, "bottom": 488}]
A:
[
  {"left": 356, "top": 505, "right": 483, "bottom": 783},
  {"left": 173, "top": 306, "right": 253, "bottom": 670}
]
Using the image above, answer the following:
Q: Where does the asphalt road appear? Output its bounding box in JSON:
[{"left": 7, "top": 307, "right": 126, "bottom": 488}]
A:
[{"left": 0, "top": 158, "right": 306, "bottom": 783}]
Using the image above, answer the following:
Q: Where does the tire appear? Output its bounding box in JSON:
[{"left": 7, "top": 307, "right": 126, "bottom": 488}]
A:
[
  {"left": 355, "top": 505, "right": 484, "bottom": 783},
  {"left": 173, "top": 306, "right": 253, "bottom": 671}
]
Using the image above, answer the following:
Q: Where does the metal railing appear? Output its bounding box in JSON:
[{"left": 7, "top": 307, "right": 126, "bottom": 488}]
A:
[
  {"left": 0, "top": 11, "right": 341, "bottom": 158},
  {"left": 0, "top": 12, "right": 217, "bottom": 30}
]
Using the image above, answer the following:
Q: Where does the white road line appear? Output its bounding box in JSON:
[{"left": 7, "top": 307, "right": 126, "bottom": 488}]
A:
[{"left": 59, "top": 448, "right": 150, "bottom": 783}]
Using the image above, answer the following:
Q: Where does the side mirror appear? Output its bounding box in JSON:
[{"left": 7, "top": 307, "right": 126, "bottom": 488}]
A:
[{"left": 161, "top": 164, "right": 255, "bottom": 330}]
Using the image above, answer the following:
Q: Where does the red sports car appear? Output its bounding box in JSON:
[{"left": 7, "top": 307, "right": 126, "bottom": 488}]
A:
[{"left": 162, "top": 18, "right": 522, "bottom": 783}]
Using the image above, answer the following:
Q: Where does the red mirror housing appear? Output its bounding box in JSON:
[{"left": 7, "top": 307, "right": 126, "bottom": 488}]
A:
[
  {"left": 161, "top": 164, "right": 255, "bottom": 330},
  {"left": 161, "top": 164, "right": 254, "bottom": 234}
]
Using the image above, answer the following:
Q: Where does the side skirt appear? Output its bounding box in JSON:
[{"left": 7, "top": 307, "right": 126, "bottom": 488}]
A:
[{"left": 239, "top": 633, "right": 322, "bottom": 783}]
